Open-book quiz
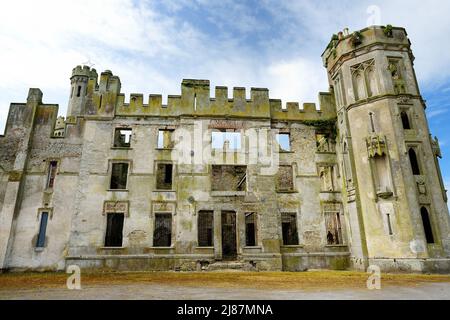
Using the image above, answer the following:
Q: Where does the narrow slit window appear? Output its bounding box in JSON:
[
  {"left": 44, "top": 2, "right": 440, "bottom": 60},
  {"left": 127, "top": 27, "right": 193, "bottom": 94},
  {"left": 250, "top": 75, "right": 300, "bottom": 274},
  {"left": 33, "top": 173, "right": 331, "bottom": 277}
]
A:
[
  {"left": 421, "top": 207, "right": 435, "bottom": 244},
  {"left": 154, "top": 213, "right": 172, "bottom": 247},
  {"left": 110, "top": 163, "right": 129, "bottom": 190},
  {"left": 198, "top": 211, "right": 214, "bottom": 247},
  {"left": 99, "top": 95, "right": 103, "bottom": 109},
  {"left": 408, "top": 148, "right": 421, "bottom": 175},
  {"left": 114, "top": 128, "right": 132, "bottom": 148},
  {"left": 104, "top": 213, "right": 124, "bottom": 247},
  {"left": 36, "top": 212, "right": 49, "bottom": 248},
  {"left": 276, "top": 133, "right": 291, "bottom": 152},
  {"left": 157, "top": 164, "right": 173, "bottom": 190},
  {"left": 46, "top": 161, "right": 58, "bottom": 189},
  {"left": 281, "top": 213, "right": 299, "bottom": 246},
  {"left": 369, "top": 112, "right": 376, "bottom": 133},
  {"left": 245, "top": 212, "right": 257, "bottom": 246},
  {"left": 386, "top": 214, "right": 393, "bottom": 235},
  {"left": 77, "top": 86, "right": 82, "bottom": 97}
]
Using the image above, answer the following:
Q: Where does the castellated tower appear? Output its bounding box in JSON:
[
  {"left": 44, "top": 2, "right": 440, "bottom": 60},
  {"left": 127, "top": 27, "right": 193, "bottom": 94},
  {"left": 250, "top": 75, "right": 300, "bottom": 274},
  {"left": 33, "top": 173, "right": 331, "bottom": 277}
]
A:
[
  {"left": 67, "top": 65, "right": 98, "bottom": 117},
  {"left": 322, "top": 26, "right": 450, "bottom": 272}
]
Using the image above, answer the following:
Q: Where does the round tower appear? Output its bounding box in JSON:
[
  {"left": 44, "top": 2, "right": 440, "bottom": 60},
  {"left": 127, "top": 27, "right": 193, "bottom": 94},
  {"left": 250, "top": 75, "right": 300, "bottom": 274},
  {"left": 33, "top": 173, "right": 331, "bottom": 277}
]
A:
[
  {"left": 322, "top": 26, "right": 450, "bottom": 272},
  {"left": 67, "top": 65, "right": 98, "bottom": 117}
]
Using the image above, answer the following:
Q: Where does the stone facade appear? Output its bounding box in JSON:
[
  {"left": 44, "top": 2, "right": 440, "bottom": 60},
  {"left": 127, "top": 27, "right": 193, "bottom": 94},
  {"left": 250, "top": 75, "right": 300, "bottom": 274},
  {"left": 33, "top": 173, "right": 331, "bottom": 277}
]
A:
[{"left": 0, "top": 25, "right": 449, "bottom": 273}]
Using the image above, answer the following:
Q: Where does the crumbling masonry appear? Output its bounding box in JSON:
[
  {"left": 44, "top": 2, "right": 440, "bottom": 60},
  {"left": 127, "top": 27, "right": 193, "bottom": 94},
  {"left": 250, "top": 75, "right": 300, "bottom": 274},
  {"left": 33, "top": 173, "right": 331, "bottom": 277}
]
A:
[{"left": 1, "top": 26, "right": 450, "bottom": 273}]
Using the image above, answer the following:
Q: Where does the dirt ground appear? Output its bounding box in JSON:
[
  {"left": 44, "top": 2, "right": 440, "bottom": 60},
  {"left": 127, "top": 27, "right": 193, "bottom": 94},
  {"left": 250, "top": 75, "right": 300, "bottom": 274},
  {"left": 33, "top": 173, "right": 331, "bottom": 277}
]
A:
[{"left": 0, "top": 270, "right": 449, "bottom": 300}]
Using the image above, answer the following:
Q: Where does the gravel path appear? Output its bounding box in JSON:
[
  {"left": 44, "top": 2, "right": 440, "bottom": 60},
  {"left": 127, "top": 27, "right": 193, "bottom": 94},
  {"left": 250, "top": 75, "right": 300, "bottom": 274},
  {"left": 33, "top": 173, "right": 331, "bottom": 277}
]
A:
[{"left": 1, "top": 282, "right": 449, "bottom": 300}]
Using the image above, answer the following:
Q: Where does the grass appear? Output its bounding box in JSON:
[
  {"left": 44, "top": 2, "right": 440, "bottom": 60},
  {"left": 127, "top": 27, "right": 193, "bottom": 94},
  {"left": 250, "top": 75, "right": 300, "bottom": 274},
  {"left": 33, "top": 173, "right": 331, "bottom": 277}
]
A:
[{"left": 1, "top": 270, "right": 450, "bottom": 291}]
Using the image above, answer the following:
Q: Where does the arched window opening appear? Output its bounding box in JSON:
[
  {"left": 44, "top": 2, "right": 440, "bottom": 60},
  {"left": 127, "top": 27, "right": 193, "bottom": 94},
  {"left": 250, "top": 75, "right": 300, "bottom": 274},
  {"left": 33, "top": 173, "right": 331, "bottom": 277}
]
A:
[
  {"left": 401, "top": 111, "right": 411, "bottom": 129},
  {"left": 408, "top": 148, "right": 421, "bottom": 175},
  {"left": 77, "top": 86, "right": 82, "bottom": 97},
  {"left": 420, "top": 207, "right": 435, "bottom": 244}
]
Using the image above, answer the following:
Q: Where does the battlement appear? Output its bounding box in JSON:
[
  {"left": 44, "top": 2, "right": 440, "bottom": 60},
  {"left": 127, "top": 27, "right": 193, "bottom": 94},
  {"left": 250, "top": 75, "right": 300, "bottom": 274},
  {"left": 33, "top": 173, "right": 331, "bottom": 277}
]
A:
[
  {"left": 71, "top": 65, "right": 98, "bottom": 80},
  {"left": 112, "top": 78, "right": 335, "bottom": 121},
  {"left": 322, "top": 25, "right": 410, "bottom": 72}
]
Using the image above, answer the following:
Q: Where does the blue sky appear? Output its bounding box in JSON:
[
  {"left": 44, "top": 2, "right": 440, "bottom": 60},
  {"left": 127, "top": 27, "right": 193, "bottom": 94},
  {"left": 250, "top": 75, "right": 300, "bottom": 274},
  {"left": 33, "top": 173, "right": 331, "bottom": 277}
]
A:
[{"left": 0, "top": 0, "right": 449, "bottom": 193}]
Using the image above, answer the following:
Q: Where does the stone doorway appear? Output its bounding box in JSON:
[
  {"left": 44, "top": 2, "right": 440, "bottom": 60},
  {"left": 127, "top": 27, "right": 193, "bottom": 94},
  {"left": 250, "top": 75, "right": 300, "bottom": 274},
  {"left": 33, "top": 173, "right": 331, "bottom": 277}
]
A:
[{"left": 221, "top": 211, "right": 237, "bottom": 260}]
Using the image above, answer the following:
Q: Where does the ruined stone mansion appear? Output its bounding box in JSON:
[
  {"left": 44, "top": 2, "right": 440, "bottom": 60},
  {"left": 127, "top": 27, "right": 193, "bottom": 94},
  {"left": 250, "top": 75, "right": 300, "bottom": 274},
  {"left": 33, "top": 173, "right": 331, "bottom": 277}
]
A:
[{"left": 1, "top": 25, "right": 449, "bottom": 273}]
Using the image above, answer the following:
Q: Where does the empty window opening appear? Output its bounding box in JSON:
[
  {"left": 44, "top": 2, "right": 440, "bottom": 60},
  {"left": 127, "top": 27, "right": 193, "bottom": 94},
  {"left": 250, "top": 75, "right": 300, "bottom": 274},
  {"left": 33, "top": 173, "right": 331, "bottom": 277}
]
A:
[
  {"left": 401, "top": 111, "right": 411, "bottom": 130},
  {"left": 245, "top": 212, "right": 257, "bottom": 247},
  {"left": 211, "top": 165, "right": 247, "bottom": 191},
  {"left": 46, "top": 161, "right": 58, "bottom": 189},
  {"left": 386, "top": 214, "right": 394, "bottom": 235},
  {"left": 276, "top": 165, "right": 294, "bottom": 192},
  {"left": 421, "top": 207, "right": 435, "bottom": 244},
  {"left": 110, "top": 163, "right": 129, "bottom": 190},
  {"left": 36, "top": 212, "right": 49, "bottom": 248},
  {"left": 211, "top": 130, "right": 241, "bottom": 150},
  {"left": 325, "top": 210, "right": 343, "bottom": 245},
  {"left": 114, "top": 128, "right": 132, "bottom": 148},
  {"left": 77, "top": 86, "right": 82, "bottom": 97},
  {"left": 408, "top": 148, "right": 421, "bottom": 175},
  {"left": 104, "top": 213, "right": 124, "bottom": 247},
  {"left": 154, "top": 213, "right": 172, "bottom": 247},
  {"left": 157, "top": 129, "right": 174, "bottom": 149},
  {"left": 198, "top": 211, "right": 214, "bottom": 247},
  {"left": 316, "top": 133, "right": 335, "bottom": 152},
  {"left": 157, "top": 163, "right": 173, "bottom": 190},
  {"left": 276, "top": 133, "right": 291, "bottom": 152},
  {"left": 281, "top": 213, "right": 299, "bottom": 246}
]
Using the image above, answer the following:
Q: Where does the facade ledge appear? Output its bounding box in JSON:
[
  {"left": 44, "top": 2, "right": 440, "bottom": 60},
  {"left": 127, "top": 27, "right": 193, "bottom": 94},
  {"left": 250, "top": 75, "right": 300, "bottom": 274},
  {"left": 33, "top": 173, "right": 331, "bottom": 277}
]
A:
[
  {"left": 107, "top": 189, "right": 129, "bottom": 192},
  {"left": 211, "top": 191, "right": 246, "bottom": 197},
  {"left": 276, "top": 190, "right": 298, "bottom": 194},
  {"left": 111, "top": 147, "right": 132, "bottom": 150}
]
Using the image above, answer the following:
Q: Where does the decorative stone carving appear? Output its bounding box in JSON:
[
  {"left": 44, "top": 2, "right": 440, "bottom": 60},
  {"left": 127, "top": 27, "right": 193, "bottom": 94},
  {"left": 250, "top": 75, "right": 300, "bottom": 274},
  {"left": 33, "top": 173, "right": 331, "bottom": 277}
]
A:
[
  {"left": 431, "top": 136, "right": 442, "bottom": 158},
  {"left": 366, "top": 134, "right": 387, "bottom": 158},
  {"left": 103, "top": 201, "right": 129, "bottom": 217},
  {"left": 416, "top": 177, "right": 427, "bottom": 195}
]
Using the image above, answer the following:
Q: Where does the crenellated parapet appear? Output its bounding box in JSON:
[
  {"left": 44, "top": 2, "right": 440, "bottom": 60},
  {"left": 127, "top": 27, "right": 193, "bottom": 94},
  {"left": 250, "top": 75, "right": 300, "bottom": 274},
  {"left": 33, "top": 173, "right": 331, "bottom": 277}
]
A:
[
  {"left": 67, "top": 64, "right": 337, "bottom": 121},
  {"left": 110, "top": 78, "right": 336, "bottom": 121}
]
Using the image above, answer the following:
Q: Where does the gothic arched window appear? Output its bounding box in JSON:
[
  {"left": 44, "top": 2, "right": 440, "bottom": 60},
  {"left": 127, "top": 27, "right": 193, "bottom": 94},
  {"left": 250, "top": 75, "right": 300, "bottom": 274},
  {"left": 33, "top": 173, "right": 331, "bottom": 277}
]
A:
[
  {"left": 401, "top": 111, "right": 411, "bottom": 129},
  {"left": 420, "top": 207, "right": 435, "bottom": 244},
  {"left": 408, "top": 148, "right": 421, "bottom": 175}
]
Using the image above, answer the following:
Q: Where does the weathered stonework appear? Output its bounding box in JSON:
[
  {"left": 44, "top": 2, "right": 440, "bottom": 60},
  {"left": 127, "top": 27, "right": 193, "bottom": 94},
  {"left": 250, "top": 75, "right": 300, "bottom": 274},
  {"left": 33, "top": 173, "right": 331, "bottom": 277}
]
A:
[{"left": 0, "top": 26, "right": 449, "bottom": 273}]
